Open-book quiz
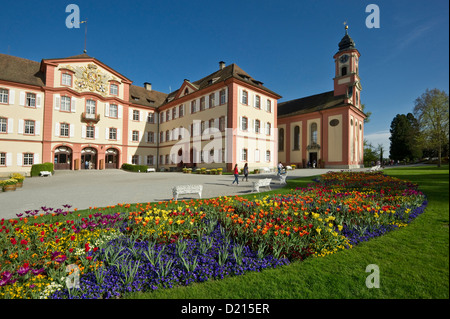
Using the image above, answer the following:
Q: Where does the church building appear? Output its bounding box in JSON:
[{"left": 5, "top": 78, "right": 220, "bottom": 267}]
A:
[{"left": 277, "top": 26, "right": 366, "bottom": 169}]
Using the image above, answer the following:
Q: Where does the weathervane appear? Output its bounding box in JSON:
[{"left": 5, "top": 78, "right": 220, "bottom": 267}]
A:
[
  {"left": 80, "top": 19, "right": 88, "bottom": 53},
  {"left": 343, "top": 20, "right": 349, "bottom": 33}
]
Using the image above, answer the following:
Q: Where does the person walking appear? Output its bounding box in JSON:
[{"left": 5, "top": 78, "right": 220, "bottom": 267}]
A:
[
  {"left": 277, "top": 162, "right": 283, "bottom": 175},
  {"left": 242, "top": 163, "right": 249, "bottom": 182},
  {"left": 231, "top": 164, "right": 239, "bottom": 185}
]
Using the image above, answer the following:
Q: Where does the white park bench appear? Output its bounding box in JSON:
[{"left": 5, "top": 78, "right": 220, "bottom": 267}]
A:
[
  {"left": 40, "top": 171, "right": 52, "bottom": 177},
  {"left": 252, "top": 178, "right": 272, "bottom": 193},
  {"left": 279, "top": 173, "right": 287, "bottom": 185},
  {"left": 172, "top": 184, "right": 203, "bottom": 201},
  {"left": 147, "top": 168, "right": 156, "bottom": 172},
  {"left": 367, "top": 165, "right": 381, "bottom": 172},
  {"left": 262, "top": 167, "right": 271, "bottom": 174}
]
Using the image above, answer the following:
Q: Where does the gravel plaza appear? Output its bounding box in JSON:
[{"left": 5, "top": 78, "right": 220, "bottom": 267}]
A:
[{"left": 0, "top": 168, "right": 373, "bottom": 220}]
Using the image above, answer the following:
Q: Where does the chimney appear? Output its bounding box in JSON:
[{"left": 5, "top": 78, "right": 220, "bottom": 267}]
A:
[
  {"left": 144, "top": 82, "right": 152, "bottom": 91},
  {"left": 219, "top": 61, "right": 226, "bottom": 70}
]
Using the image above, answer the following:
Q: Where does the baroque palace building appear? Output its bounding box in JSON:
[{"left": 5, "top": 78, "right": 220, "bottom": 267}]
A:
[{"left": 0, "top": 27, "right": 364, "bottom": 176}]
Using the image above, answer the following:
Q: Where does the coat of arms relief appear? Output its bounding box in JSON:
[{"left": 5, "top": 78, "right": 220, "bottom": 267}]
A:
[{"left": 59, "top": 64, "right": 120, "bottom": 96}]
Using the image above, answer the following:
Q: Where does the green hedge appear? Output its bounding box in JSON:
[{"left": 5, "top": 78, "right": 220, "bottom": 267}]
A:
[
  {"left": 31, "top": 162, "right": 54, "bottom": 177},
  {"left": 121, "top": 163, "right": 149, "bottom": 172}
]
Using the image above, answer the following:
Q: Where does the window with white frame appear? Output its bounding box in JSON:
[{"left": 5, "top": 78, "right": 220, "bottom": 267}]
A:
[
  {"left": 23, "top": 153, "right": 34, "bottom": 166},
  {"left": 160, "top": 131, "right": 164, "bottom": 143},
  {"left": 110, "top": 83, "right": 118, "bottom": 95},
  {"left": 26, "top": 93, "right": 36, "bottom": 107},
  {"left": 191, "top": 100, "right": 196, "bottom": 113},
  {"left": 241, "top": 149, "right": 248, "bottom": 161},
  {"left": 165, "top": 130, "right": 170, "bottom": 141},
  {"left": 255, "top": 95, "right": 261, "bottom": 109},
  {"left": 0, "top": 118, "right": 6, "bottom": 133},
  {"left": 86, "top": 100, "right": 96, "bottom": 114},
  {"left": 109, "top": 104, "right": 118, "bottom": 118},
  {"left": 86, "top": 126, "right": 95, "bottom": 139},
  {"left": 0, "top": 89, "right": 8, "bottom": 104},
  {"left": 166, "top": 110, "right": 170, "bottom": 122},
  {"left": 266, "top": 150, "right": 271, "bottom": 162},
  {"left": 172, "top": 107, "right": 177, "bottom": 119},
  {"left": 266, "top": 122, "right": 271, "bottom": 135},
  {"left": 0, "top": 153, "right": 5, "bottom": 166},
  {"left": 209, "top": 93, "right": 215, "bottom": 108},
  {"left": 241, "top": 117, "right": 248, "bottom": 131},
  {"left": 61, "top": 96, "right": 71, "bottom": 111},
  {"left": 200, "top": 97, "right": 205, "bottom": 111},
  {"left": 255, "top": 119, "right": 260, "bottom": 133},
  {"left": 133, "top": 110, "right": 140, "bottom": 121},
  {"left": 242, "top": 90, "right": 248, "bottom": 105},
  {"left": 178, "top": 105, "right": 184, "bottom": 117},
  {"left": 132, "top": 155, "right": 139, "bottom": 165},
  {"left": 220, "top": 89, "right": 226, "bottom": 104},
  {"left": 147, "top": 131, "right": 154, "bottom": 143},
  {"left": 24, "top": 120, "right": 35, "bottom": 135},
  {"left": 60, "top": 123, "right": 69, "bottom": 137},
  {"left": 266, "top": 99, "right": 271, "bottom": 112},
  {"left": 132, "top": 130, "right": 139, "bottom": 142},
  {"left": 61, "top": 73, "right": 72, "bottom": 86},
  {"left": 147, "top": 155, "right": 154, "bottom": 166},
  {"left": 147, "top": 112, "right": 155, "bottom": 123},
  {"left": 219, "top": 116, "right": 225, "bottom": 132},
  {"left": 109, "top": 128, "right": 117, "bottom": 140},
  {"left": 201, "top": 121, "right": 205, "bottom": 134}
]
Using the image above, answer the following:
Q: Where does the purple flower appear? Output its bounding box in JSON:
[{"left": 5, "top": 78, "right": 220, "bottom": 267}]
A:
[
  {"left": 54, "top": 255, "right": 67, "bottom": 263},
  {"left": 17, "top": 266, "right": 30, "bottom": 276},
  {"left": 32, "top": 268, "right": 45, "bottom": 276}
]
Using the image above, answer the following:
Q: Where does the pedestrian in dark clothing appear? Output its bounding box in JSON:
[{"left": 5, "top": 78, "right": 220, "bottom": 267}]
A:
[{"left": 242, "top": 163, "right": 249, "bottom": 182}]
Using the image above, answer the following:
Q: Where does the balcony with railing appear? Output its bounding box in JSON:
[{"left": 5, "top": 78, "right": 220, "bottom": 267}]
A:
[{"left": 81, "top": 112, "right": 100, "bottom": 123}]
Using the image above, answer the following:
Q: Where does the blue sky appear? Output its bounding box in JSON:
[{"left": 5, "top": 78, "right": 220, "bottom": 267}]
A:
[{"left": 1, "top": 0, "right": 448, "bottom": 154}]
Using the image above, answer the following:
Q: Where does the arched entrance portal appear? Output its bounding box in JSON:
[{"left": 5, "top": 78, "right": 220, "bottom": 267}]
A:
[
  {"left": 81, "top": 147, "right": 97, "bottom": 169},
  {"left": 105, "top": 148, "right": 119, "bottom": 169},
  {"left": 54, "top": 146, "right": 72, "bottom": 170}
]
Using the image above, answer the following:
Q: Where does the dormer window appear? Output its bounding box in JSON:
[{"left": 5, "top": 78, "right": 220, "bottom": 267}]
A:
[
  {"left": 61, "top": 73, "right": 72, "bottom": 86},
  {"left": 110, "top": 83, "right": 118, "bottom": 95}
]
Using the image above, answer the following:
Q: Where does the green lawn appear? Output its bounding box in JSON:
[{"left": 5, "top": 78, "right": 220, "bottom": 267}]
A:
[{"left": 125, "top": 165, "right": 449, "bottom": 299}]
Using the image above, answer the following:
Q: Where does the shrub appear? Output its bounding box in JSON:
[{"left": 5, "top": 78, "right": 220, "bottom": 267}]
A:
[
  {"left": 291, "top": 164, "right": 296, "bottom": 169},
  {"left": 31, "top": 162, "right": 54, "bottom": 177},
  {"left": 121, "top": 163, "right": 149, "bottom": 172}
]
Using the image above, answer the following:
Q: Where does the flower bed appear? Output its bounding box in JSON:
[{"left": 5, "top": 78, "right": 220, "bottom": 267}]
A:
[{"left": 0, "top": 171, "right": 427, "bottom": 299}]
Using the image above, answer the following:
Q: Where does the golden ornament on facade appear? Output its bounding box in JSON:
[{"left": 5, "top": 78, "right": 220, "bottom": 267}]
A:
[{"left": 60, "top": 64, "right": 120, "bottom": 96}]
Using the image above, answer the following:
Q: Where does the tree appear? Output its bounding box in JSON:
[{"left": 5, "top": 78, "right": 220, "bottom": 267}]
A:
[
  {"left": 389, "top": 113, "right": 421, "bottom": 162},
  {"left": 361, "top": 104, "right": 372, "bottom": 124},
  {"left": 378, "top": 143, "right": 385, "bottom": 164},
  {"left": 413, "top": 89, "right": 449, "bottom": 167},
  {"left": 364, "top": 139, "right": 379, "bottom": 166}
]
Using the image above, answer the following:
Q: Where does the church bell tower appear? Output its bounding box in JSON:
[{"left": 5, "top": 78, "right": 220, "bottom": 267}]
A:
[{"left": 333, "top": 25, "right": 362, "bottom": 109}]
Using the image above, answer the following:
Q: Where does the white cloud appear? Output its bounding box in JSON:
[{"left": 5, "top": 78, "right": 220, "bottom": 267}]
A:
[{"left": 365, "top": 130, "right": 390, "bottom": 151}]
